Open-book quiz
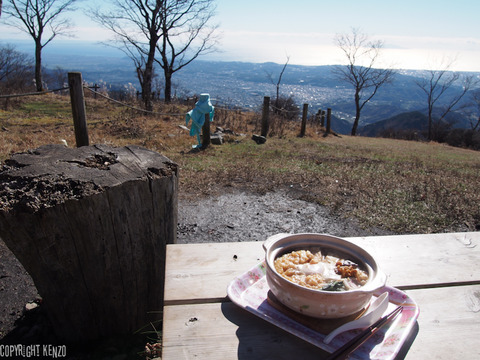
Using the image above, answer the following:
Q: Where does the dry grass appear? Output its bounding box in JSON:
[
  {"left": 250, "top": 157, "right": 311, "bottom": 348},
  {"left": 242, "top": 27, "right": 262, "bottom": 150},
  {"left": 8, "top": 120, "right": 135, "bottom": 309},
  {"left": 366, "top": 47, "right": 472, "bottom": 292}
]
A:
[{"left": 1, "top": 93, "right": 479, "bottom": 234}]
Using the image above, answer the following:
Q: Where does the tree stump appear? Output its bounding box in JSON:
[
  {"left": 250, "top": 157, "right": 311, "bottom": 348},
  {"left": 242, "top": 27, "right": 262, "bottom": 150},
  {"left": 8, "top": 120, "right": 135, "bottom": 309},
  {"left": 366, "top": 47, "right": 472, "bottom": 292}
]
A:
[{"left": 0, "top": 144, "right": 178, "bottom": 343}]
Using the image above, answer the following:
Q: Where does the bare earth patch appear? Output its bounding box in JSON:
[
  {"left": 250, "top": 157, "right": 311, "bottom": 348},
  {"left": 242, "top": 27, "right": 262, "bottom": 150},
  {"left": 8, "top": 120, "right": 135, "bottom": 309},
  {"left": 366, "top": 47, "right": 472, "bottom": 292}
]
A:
[{"left": 177, "top": 187, "right": 392, "bottom": 244}]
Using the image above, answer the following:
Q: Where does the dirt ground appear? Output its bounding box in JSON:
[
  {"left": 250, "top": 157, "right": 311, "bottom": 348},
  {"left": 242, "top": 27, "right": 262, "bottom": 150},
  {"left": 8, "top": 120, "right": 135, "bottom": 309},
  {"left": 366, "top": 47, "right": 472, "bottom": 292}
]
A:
[
  {"left": 0, "top": 188, "right": 393, "bottom": 352},
  {"left": 177, "top": 188, "right": 392, "bottom": 243}
]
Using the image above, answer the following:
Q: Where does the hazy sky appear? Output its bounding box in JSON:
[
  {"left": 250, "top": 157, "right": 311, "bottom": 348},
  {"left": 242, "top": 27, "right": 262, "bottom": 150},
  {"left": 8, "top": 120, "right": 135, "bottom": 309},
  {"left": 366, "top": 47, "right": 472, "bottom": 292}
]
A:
[
  {"left": 1, "top": 0, "right": 479, "bottom": 71},
  {"left": 214, "top": 0, "right": 480, "bottom": 71}
]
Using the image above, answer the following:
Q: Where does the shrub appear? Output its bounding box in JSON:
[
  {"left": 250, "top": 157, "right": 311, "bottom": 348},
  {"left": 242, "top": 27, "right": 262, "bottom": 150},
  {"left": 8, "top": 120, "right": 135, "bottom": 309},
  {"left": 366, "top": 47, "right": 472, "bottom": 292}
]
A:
[
  {"left": 0, "top": 44, "right": 35, "bottom": 94},
  {"left": 272, "top": 94, "right": 299, "bottom": 120}
]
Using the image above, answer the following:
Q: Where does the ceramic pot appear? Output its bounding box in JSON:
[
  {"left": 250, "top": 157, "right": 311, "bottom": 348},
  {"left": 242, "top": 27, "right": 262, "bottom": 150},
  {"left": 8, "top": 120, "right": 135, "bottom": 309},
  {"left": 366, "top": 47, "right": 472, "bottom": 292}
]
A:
[{"left": 264, "top": 233, "right": 387, "bottom": 319}]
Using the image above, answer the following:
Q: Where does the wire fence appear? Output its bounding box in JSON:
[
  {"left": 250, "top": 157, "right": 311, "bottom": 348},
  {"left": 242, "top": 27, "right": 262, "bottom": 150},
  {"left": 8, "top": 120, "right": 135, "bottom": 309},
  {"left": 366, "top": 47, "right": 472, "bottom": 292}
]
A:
[
  {"left": 0, "top": 87, "right": 69, "bottom": 99},
  {"left": 1, "top": 82, "right": 319, "bottom": 119},
  {"left": 1, "top": 75, "right": 331, "bottom": 147},
  {"left": 86, "top": 86, "right": 244, "bottom": 117},
  {"left": 84, "top": 87, "right": 186, "bottom": 117}
]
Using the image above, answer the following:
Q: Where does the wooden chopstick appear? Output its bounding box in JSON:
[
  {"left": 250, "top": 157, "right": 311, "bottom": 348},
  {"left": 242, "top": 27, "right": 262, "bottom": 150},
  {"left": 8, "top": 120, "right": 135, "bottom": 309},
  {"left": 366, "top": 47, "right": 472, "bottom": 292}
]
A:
[{"left": 325, "top": 306, "right": 403, "bottom": 360}]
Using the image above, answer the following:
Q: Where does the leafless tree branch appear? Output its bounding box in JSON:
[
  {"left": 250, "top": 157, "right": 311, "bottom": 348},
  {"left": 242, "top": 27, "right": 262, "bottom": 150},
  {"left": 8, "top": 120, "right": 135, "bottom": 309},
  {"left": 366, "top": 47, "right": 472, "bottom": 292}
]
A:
[
  {"left": 90, "top": 0, "right": 164, "bottom": 111},
  {"left": 265, "top": 56, "right": 290, "bottom": 111},
  {"left": 154, "top": 0, "right": 219, "bottom": 102},
  {"left": 415, "top": 58, "right": 478, "bottom": 140},
  {"left": 91, "top": 0, "right": 218, "bottom": 105},
  {"left": 333, "top": 28, "right": 396, "bottom": 136},
  {"left": 2, "top": 0, "right": 76, "bottom": 91}
]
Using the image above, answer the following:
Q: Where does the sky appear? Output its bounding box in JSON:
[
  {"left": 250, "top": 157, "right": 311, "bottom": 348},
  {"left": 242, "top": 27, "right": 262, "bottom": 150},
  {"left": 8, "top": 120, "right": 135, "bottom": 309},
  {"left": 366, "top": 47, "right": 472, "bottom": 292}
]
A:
[{"left": 1, "top": 0, "right": 479, "bottom": 72}]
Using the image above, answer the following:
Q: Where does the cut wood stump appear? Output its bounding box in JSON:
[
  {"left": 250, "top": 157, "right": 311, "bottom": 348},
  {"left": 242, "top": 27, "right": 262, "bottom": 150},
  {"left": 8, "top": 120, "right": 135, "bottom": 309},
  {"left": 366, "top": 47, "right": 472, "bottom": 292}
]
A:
[{"left": 0, "top": 144, "right": 178, "bottom": 343}]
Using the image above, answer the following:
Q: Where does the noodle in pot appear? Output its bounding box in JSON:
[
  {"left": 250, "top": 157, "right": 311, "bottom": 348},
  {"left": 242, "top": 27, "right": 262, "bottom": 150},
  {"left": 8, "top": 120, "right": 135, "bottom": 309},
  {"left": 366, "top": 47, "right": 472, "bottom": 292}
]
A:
[{"left": 274, "top": 249, "right": 369, "bottom": 291}]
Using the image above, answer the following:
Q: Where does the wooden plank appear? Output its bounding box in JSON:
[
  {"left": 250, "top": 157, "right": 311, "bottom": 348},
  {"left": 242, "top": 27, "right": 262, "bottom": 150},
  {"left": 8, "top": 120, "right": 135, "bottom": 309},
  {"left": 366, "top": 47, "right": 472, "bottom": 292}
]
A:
[
  {"left": 164, "top": 232, "right": 480, "bottom": 304},
  {"left": 347, "top": 232, "right": 480, "bottom": 289},
  {"left": 401, "top": 284, "right": 480, "bottom": 359},
  {"left": 162, "top": 285, "right": 480, "bottom": 360},
  {"left": 164, "top": 242, "right": 265, "bottom": 304},
  {"left": 162, "top": 302, "right": 329, "bottom": 360}
]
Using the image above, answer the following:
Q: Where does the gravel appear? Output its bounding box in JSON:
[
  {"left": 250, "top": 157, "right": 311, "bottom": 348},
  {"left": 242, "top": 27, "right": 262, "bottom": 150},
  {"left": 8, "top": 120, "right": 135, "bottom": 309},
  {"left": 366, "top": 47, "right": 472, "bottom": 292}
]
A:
[{"left": 177, "top": 189, "right": 392, "bottom": 244}]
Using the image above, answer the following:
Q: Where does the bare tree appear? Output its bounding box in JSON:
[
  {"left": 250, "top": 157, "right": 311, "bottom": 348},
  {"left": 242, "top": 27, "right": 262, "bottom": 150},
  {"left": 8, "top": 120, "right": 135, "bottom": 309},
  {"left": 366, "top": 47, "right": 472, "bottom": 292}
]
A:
[
  {"left": 91, "top": 0, "right": 164, "bottom": 111},
  {"left": 0, "top": 43, "right": 34, "bottom": 93},
  {"left": 333, "top": 28, "right": 396, "bottom": 136},
  {"left": 266, "top": 56, "right": 290, "bottom": 111},
  {"left": 92, "top": 0, "right": 218, "bottom": 106},
  {"left": 415, "top": 59, "right": 477, "bottom": 141},
  {"left": 155, "top": 0, "right": 219, "bottom": 103},
  {"left": 3, "top": 0, "right": 76, "bottom": 91}
]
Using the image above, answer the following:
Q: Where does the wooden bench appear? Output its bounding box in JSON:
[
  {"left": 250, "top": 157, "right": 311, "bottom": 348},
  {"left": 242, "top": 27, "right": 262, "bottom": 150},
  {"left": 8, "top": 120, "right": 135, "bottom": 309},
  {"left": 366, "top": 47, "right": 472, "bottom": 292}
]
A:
[{"left": 162, "top": 232, "right": 480, "bottom": 359}]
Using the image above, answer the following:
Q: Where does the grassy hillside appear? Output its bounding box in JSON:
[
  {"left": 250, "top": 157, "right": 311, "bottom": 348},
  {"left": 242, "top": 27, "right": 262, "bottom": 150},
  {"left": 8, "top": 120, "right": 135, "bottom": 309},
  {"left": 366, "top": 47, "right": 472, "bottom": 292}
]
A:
[{"left": 1, "top": 93, "right": 479, "bottom": 234}]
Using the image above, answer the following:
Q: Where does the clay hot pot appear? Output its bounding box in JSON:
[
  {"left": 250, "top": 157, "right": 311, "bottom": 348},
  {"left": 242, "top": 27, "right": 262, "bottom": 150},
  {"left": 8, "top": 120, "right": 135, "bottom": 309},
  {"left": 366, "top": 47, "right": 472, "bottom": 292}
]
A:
[{"left": 264, "top": 233, "right": 387, "bottom": 319}]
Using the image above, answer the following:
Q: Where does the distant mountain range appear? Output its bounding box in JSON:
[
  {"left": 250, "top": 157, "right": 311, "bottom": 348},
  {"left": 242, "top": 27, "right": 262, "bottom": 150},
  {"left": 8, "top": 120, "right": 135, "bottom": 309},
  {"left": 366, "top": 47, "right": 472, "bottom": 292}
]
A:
[{"left": 35, "top": 43, "right": 480, "bottom": 136}]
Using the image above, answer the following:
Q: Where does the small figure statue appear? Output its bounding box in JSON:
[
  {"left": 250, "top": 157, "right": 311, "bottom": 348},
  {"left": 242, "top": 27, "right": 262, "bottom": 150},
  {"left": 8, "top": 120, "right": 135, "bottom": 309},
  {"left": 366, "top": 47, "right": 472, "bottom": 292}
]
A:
[{"left": 185, "top": 93, "right": 214, "bottom": 148}]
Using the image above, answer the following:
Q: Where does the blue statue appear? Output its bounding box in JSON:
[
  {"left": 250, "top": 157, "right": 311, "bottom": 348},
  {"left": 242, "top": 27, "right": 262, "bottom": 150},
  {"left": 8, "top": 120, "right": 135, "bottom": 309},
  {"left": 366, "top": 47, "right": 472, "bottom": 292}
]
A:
[{"left": 185, "top": 93, "right": 214, "bottom": 148}]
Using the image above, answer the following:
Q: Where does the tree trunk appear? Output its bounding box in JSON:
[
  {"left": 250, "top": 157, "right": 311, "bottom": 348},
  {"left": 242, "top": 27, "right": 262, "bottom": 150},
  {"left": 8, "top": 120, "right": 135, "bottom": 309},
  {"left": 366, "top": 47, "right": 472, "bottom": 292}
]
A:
[
  {"left": 164, "top": 68, "right": 172, "bottom": 103},
  {"left": 0, "top": 144, "right": 178, "bottom": 343},
  {"left": 34, "top": 39, "right": 43, "bottom": 92},
  {"left": 427, "top": 105, "right": 434, "bottom": 141},
  {"left": 142, "top": 37, "right": 159, "bottom": 112},
  {"left": 142, "top": 70, "right": 153, "bottom": 112},
  {"left": 351, "top": 114, "right": 360, "bottom": 136},
  {"left": 142, "top": 60, "right": 154, "bottom": 112},
  {"left": 275, "top": 83, "right": 280, "bottom": 109},
  {"left": 351, "top": 91, "right": 361, "bottom": 136},
  {"left": 474, "top": 116, "right": 480, "bottom": 131}
]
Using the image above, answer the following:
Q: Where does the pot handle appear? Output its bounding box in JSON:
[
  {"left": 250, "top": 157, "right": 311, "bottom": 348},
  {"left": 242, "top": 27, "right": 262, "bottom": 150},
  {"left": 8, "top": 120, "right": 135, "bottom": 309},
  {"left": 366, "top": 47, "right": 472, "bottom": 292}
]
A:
[
  {"left": 263, "top": 233, "right": 290, "bottom": 252},
  {"left": 359, "top": 269, "right": 388, "bottom": 293}
]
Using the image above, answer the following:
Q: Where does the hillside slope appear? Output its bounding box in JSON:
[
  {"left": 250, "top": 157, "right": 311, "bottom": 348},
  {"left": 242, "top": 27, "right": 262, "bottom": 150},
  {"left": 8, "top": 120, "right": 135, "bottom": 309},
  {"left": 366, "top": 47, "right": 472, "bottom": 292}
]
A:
[{"left": 359, "top": 111, "right": 428, "bottom": 137}]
